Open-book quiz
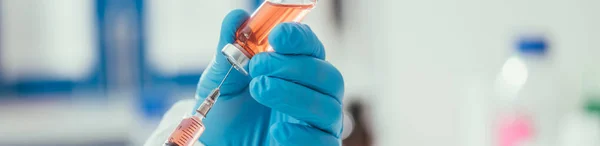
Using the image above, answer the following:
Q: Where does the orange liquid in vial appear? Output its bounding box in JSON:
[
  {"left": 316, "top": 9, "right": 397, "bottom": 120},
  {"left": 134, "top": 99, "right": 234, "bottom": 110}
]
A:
[
  {"left": 235, "top": 1, "right": 315, "bottom": 57},
  {"left": 165, "top": 116, "right": 205, "bottom": 146}
]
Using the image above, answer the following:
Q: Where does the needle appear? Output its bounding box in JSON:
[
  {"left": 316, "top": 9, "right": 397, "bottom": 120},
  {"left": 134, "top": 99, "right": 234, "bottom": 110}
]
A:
[
  {"left": 195, "top": 66, "right": 234, "bottom": 118},
  {"left": 217, "top": 66, "right": 234, "bottom": 89}
]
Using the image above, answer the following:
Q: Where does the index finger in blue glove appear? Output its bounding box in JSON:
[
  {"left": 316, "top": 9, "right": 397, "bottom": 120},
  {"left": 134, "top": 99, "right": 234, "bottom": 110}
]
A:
[
  {"left": 250, "top": 76, "right": 343, "bottom": 136},
  {"left": 196, "top": 9, "right": 250, "bottom": 99},
  {"left": 268, "top": 22, "right": 325, "bottom": 59},
  {"left": 249, "top": 53, "right": 344, "bottom": 101}
]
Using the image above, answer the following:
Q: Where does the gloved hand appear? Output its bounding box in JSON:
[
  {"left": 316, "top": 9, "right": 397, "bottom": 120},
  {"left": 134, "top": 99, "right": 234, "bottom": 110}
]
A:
[{"left": 194, "top": 9, "right": 344, "bottom": 146}]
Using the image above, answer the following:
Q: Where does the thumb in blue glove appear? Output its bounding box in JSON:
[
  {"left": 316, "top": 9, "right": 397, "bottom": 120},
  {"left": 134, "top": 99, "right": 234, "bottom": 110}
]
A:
[{"left": 194, "top": 9, "right": 344, "bottom": 146}]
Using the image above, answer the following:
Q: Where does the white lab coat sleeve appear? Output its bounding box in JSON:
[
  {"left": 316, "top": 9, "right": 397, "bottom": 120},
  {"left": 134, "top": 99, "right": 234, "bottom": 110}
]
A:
[{"left": 143, "top": 99, "right": 205, "bottom": 146}]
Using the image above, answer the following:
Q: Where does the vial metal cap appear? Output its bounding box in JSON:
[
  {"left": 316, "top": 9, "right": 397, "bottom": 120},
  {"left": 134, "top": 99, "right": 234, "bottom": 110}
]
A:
[{"left": 221, "top": 43, "right": 250, "bottom": 75}]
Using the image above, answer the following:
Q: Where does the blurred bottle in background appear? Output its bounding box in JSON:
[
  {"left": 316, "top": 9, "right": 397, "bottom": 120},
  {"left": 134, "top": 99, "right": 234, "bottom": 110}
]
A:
[
  {"left": 491, "top": 34, "right": 563, "bottom": 146},
  {"left": 342, "top": 99, "right": 373, "bottom": 146},
  {"left": 557, "top": 68, "right": 600, "bottom": 146}
]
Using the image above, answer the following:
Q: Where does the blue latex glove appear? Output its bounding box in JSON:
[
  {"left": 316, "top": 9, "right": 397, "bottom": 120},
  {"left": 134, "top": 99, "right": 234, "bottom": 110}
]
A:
[{"left": 193, "top": 9, "right": 344, "bottom": 146}]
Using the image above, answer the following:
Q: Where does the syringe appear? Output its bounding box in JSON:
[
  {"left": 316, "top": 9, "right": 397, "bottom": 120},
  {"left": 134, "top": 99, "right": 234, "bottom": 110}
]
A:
[{"left": 164, "top": 66, "right": 234, "bottom": 146}]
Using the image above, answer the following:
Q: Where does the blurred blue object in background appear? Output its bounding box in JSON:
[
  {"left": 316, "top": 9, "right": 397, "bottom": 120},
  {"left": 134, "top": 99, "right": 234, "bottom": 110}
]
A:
[
  {"left": 0, "top": 0, "right": 106, "bottom": 98},
  {"left": 96, "top": 0, "right": 143, "bottom": 93},
  {"left": 139, "top": 87, "right": 171, "bottom": 119},
  {"left": 517, "top": 35, "right": 549, "bottom": 55},
  {"left": 97, "top": 0, "right": 170, "bottom": 120}
]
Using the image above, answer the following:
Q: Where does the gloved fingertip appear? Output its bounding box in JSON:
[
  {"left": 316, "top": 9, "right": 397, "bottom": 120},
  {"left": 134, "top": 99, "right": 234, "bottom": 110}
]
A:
[
  {"left": 268, "top": 22, "right": 303, "bottom": 50},
  {"left": 267, "top": 22, "right": 325, "bottom": 59},
  {"left": 267, "top": 23, "right": 288, "bottom": 50},
  {"left": 249, "top": 76, "right": 282, "bottom": 108},
  {"left": 221, "top": 9, "right": 249, "bottom": 32},
  {"left": 249, "top": 76, "right": 276, "bottom": 105},
  {"left": 218, "top": 9, "right": 250, "bottom": 49},
  {"left": 248, "top": 76, "right": 265, "bottom": 102},
  {"left": 248, "top": 52, "right": 273, "bottom": 77}
]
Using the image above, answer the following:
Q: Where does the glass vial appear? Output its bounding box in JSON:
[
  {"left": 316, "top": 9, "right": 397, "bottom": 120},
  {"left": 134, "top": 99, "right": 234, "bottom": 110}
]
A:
[{"left": 221, "top": 0, "right": 317, "bottom": 75}]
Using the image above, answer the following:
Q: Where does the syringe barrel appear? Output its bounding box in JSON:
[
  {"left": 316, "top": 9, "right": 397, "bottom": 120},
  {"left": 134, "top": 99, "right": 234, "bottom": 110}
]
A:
[
  {"left": 221, "top": 0, "right": 317, "bottom": 75},
  {"left": 164, "top": 116, "right": 205, "bottom": 146}
]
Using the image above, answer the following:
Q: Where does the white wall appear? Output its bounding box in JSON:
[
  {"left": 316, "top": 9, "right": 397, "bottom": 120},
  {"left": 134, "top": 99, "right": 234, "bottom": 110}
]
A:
[
  {"left": 145, "top": 0, "right": 248, "bottom": 77},
  {"left": 0, "top": 0, "right": 96, "bottom": 82},
  {"left": 347, "top": 0, "right": 600, "bottom": 145}
]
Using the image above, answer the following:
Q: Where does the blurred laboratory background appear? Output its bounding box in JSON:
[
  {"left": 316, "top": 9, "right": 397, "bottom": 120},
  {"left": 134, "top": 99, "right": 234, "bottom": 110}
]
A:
[{"left": 0, "top": 0, "right": 599, "bottom": 146}]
